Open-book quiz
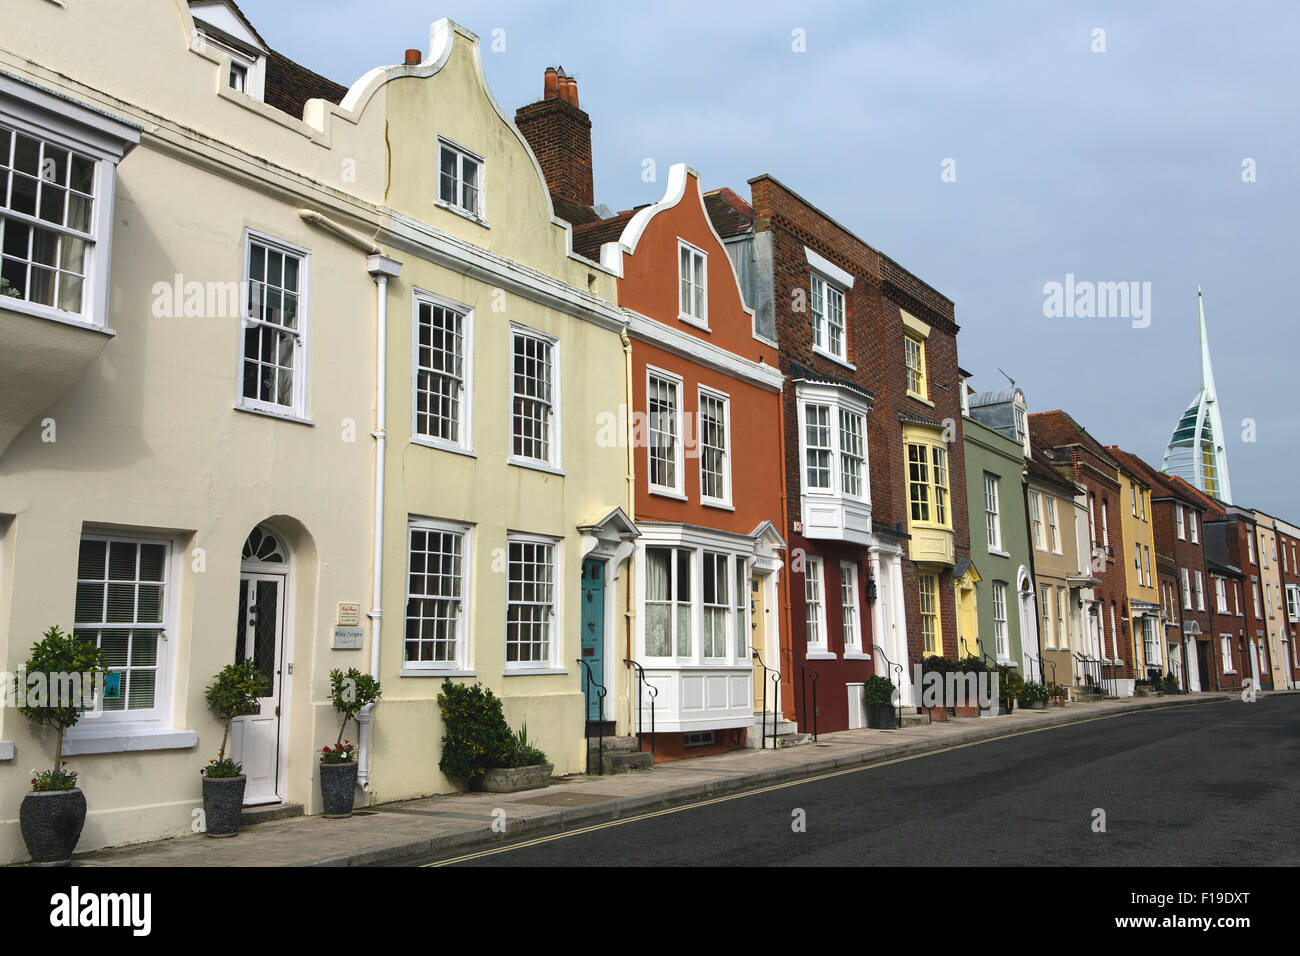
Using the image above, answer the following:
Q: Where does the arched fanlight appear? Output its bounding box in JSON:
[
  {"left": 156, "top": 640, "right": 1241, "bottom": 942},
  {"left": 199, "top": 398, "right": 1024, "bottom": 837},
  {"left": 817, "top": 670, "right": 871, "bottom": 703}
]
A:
[{"left": 242, "top": 524, "right": 287, "bottom": 563}]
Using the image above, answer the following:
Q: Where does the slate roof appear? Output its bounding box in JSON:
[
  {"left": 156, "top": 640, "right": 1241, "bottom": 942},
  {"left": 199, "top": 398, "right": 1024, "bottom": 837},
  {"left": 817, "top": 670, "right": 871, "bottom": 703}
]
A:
[{"left": 703, "top": 187, "right": 753, "bottom": 239}]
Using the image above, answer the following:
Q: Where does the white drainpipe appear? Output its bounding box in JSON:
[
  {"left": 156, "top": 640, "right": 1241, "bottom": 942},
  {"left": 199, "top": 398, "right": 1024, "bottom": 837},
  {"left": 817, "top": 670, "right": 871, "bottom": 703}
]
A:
[
  {"left": 297, "top": 210, "right": 400, "bottom": 792},
  {"left": 359, "top": 254, "right": 401, "bottom": 790}
]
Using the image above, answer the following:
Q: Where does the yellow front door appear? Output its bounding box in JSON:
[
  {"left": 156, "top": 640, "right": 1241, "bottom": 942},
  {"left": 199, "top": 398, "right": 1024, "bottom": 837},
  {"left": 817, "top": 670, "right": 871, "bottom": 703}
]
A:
[{"left": 752, "top": 575, "right": 769, "bottom": 713}]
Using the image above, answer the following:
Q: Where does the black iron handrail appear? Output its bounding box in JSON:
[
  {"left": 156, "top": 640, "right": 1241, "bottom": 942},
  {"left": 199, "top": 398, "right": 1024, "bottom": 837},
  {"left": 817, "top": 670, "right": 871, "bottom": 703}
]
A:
[
  {"left": 799, "top": 663, "right": 819, "bottom": 742},
  {"left": 872, "top": 643, "right": 903, "bottom": 729},
  {"left": 752, "top": 650, "right": 780, "bottom": 749},
  {"left": 577, "top": 658, "right": 607, "bottom": 775},
  {"left": 623, "top": 658, "right": 657, "bottom": 760}
]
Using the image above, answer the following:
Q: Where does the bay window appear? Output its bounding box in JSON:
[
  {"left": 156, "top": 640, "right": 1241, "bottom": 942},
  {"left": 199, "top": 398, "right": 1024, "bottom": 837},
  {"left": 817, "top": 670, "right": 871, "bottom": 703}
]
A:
[{"left": 907, "top": 440, "right": 949, "bottom": 527}]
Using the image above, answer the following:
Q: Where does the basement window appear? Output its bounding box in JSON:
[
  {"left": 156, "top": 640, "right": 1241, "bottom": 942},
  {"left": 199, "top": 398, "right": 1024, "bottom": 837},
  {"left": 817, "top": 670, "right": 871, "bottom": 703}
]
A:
[
  {"left": 438, "top": 139, "right": 484, "bottom": 221},
  {"left": 683, "top": 732, "right": 715, "bottom": 748}
]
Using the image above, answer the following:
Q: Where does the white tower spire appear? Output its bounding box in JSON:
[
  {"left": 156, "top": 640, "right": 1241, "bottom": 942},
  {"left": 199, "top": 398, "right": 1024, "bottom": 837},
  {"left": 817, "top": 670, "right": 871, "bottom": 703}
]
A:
[{"left": 1162, "top": 288, "right": 1232, "bottom": 503}]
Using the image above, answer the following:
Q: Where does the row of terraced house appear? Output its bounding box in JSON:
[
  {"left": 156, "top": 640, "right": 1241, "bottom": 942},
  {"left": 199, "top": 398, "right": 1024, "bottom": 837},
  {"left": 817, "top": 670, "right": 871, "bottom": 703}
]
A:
[{"left": 1, "top": 1, "right": 1295, "bottom": 863}]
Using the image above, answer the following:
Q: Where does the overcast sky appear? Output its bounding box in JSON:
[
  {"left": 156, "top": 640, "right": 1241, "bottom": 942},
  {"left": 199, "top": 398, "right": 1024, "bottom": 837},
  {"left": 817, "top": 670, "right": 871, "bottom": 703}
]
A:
[{"left": 242, "top": 0, "right": 1299, "bottom": 517}]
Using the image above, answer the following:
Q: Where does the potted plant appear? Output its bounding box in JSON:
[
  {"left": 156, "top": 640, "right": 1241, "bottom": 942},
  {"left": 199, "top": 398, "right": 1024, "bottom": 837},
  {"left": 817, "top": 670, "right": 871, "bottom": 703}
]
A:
[
  {"left": 1048, "top": 681, "right": 1068, "bottom": 705},
  {"left": 1162, "top": 672, "right": 1181, "bottom": 695},
  {"left": 863, "top": 675, "right": 897, "bottom": 729},
  {"left": 919, "top": 655, "right": 954, "bottom": 721},
  {"left": 319, "top": 667, "right": 381, "bottom": 818},
  {"left": 1018, "top": 681, "right": 1050, "bottom": 710},
  {"left": 997, "top": 665, "right": 1023, "bottom": 715},
  {"left": 437, "top": 680, "right": 552, "bottom": 792},
  {"left": 16, "top": 626, "right": 108, "bottom": 865},
  {"left": 953, "top": 656, "right": 986, "bottom": 716},
  {"left": 201, "top": 660, "right": 268, "bottom": 838}
]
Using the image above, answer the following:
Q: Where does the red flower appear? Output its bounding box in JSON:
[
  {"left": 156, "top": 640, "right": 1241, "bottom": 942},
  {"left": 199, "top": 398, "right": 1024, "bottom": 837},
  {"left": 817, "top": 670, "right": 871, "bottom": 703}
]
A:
[{"left": 321, "top": 746, "right": 330, "bottom": 753}]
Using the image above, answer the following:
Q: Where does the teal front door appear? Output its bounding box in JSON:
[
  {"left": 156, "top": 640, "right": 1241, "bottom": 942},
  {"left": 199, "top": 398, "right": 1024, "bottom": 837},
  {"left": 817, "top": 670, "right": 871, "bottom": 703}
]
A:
[{"left": 581, "top": 559, "right": 606, "bottom": 720}]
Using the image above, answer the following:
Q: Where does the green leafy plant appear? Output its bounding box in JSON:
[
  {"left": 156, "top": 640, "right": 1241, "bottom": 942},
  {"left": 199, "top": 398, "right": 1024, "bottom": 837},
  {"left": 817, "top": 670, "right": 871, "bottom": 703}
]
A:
[
  {"left": 1047, "top": 681, "right": 1068, "bottom": 701},
  {"left": 1018, "top": 681, "right": 1050, "bottom": 706},
  {"left": 17, "top": 625, "right": 109, "bottom": 791},
  {"left": 998, "top": 665, "right": 1024, "bottom": 703},
  {"left": 325, "top": 667, "right": 381, "bottom": 761},
  {"left": 863, "top": 675, "right": 896, "bottom": 707},
  {"left": 436, "top": 679, "right": 517, "bottom": 782},
  {"left": 202, "top": 660, "right": 269, "bottom": 777},
  {"left": 505, "top": 722, "right": 549, "bottom": 769}
]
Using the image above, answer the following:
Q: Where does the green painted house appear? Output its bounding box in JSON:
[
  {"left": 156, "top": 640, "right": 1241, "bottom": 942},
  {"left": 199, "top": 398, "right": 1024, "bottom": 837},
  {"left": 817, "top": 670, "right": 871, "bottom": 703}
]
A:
[{"left": 962, "top": 386, "right": 1042, "bottom": 680}]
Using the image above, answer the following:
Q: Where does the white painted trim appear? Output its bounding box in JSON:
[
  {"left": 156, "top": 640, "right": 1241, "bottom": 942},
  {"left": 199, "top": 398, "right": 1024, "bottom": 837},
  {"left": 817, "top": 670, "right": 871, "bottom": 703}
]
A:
[
  {"left": 403, "top": 516, "right": 475, "bottom": 674},
  {"left": 238, "top": 230, "right": 312, "bottom": 419},
  {"left": 677, "top": 237, "right": 709, "bottom": 329},
  {"left": 411, "top": 288, "right": 475, "bottom": 453},
  {"left": 504, "top": 531, "right": 564, "bottom": 673},
  {"left": 697, "top": 384, "right": 732, "bottom": 509},
  {"left": 645, "top": 365, "right": 685, "bottom": 499},
  {"left": 625, "top": 309, "right": 783, "bottom": 391},
  {"left": 507, "top": 322, "right": 561, "bottom": 471},
  {"left": 805, "top": 246, "right": 854, "bottom": 289},
  {"left": 62, "top": 728, "right": 199, "bottom": 756}
]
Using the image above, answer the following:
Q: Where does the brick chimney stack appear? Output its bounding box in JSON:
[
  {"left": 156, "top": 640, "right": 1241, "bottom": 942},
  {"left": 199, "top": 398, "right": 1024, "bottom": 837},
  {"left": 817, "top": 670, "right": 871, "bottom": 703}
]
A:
[{"left": 515, "top": 67, "right": 594, "bottom": 209}]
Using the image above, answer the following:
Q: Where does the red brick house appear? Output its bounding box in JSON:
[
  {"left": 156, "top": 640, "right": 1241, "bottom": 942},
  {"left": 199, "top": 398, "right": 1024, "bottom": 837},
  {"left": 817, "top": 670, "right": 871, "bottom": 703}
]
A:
[
  {"left": 704, "top": 176, "right": 968, "bottom": 724},
  {"left": 1030, "top": 414, "right": 1133, "bottom": 695}
]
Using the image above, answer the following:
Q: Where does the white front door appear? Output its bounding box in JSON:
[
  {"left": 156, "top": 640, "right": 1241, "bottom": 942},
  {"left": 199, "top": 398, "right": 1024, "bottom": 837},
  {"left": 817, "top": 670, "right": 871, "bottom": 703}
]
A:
[
  {"left": 231, "top": 572, "right": 287, "bottom": 805},
  {"left": 1249, "top": 639, "right": 1261, "bottom": 688}
]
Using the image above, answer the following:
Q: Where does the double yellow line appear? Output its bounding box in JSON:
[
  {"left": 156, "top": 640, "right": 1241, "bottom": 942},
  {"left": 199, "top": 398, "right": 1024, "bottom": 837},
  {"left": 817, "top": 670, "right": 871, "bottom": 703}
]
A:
[{"left": 424, "top": 705, "right": 1179, "bottom": 866}]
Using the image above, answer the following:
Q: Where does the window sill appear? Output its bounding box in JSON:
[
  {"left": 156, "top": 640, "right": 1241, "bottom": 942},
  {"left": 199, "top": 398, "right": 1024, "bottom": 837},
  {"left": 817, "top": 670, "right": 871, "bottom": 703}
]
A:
[
  {"left": 1, "top": 296, "right": 114, "bottom": 336},
  {"left": 234, "top": 403, "right": 314, "bottom": 427},
  {"left": 504, "top": 668, "right": 569, "bottom": 677},
  {"left": 987, "top": 547, "right": 1011, "bottom": 559},
  {"left": 411, "top": 436, "right": 477, "bottom": 458},
  {"left": 1223, "top": 669, "right": 1237, "bottom": 675},
  {"left": 907, "top": 392, "right": 935, "bottom": 408},
  {"left": 63, "top": 726, "right": 199, "bottom": 756},
  {"left": 701, "top": 499, "right": 735, "bottom": 512},
  {"left": 435, "top": 199, "right": 489, "bottom": 229},
  {"left": 649, "top": 487, "right": 687, "bottom": 502},
  {"left": 508, "top": 456, "right": 565, "bottom": 477},
  {"left": 843, "top": 650, "right": 871, "bottom": 661},
  {"left": 806, "top": 651, "right": 838, "bottom": 661},
  {"left": 678, "top": 313, "right": 710, "bottom": 332},
  {"left": 811, "top": 345, "right": 854, "bottom": 371},
  {"left": 400, "top": 666, "right": 476, "bottom": 678}
]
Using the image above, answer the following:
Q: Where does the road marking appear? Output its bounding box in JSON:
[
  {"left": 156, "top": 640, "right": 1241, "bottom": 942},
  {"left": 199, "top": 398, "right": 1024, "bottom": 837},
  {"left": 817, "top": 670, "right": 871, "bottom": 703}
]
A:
[{"left": 423, "top": 700, "right": 1228, "bottom": 866}]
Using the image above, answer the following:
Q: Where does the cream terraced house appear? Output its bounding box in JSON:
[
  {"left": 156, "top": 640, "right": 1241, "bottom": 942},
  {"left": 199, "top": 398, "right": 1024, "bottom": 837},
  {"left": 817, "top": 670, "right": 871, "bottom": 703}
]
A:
[{"left": 0, "top": 0, "right": 629, "bottom": 863}]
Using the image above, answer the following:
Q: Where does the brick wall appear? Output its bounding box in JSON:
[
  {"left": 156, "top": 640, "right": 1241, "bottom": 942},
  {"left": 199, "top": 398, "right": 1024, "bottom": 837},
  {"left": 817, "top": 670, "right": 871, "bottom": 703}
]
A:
[{"left": 515, "top": 95, "right": 594, "bottom": 208}]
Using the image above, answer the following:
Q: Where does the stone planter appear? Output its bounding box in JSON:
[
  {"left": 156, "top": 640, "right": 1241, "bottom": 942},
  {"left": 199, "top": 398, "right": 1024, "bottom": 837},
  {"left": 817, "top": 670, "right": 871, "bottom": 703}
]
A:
[
  {"left": 866, "top": 703, "right": 896, "bottom": 729},
  {"left": 20, "top": 788, "right": 87, "bottom": 865},
  {"left": 471, "top": 764, "right": 553, "bottom": 793},
  {"left": 201, "top": 774, "right": 246, "bottom": 838},
  {"left": 1028, "top": 700, "right": 1047, "bottom": 710},
  {"left": 320, "top": 760, "right": 359, "bottom": 818}
]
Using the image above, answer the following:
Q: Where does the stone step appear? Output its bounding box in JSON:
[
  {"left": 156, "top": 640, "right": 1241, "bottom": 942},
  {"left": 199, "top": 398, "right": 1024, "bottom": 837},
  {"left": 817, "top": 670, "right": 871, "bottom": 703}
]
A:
[
  {"left": 584, "top": 720, "right": 616, "bottom": 739},
  {"left": 773, "top": 732, "right": 811, "bottom": 749},
  {"left": 899, "top": 712, "right": 931, "bottom": 728},
  {"left": 586, "top": 748, "right": 655, "bottom": 774},
  {"left": 241, "top": 802, "right": 303, "bottom": 826},
  {"left": 587, "top": 734, "right": 642, "bottom": 755}
]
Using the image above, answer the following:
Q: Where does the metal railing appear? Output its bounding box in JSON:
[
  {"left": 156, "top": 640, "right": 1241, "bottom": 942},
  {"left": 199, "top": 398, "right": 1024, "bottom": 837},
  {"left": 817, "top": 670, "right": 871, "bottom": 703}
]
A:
[
  {"left": 799, "top": 663, "right": 819, "bottom": 742},
  {"left": 577, "top": 658, "right": 606, "bottom": 775},
  {"left": 872, "top": 643, "right": 903, "bottom": 729},
  {"left": 623, "top": 658, "right": 657, "bottom": 760},
  {"left": 752, "top": 650, "right": 781, "bottom": 749}
]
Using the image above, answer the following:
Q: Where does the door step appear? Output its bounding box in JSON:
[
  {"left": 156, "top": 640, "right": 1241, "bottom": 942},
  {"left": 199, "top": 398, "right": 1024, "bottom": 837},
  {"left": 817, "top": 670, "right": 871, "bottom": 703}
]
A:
[
  {"left": 899, "top": 712, "right": 931, "bottom": 728},
  {"left": 773, "top": 732, "right": 811, "bottom": 749},
  {"left": 586, "top": 735, "right": 653, "bottom": 774},
  {"left": 584, "top": 719, "right": 616, "bottom": 739},
  {"left": 241, "top": 802, "right": 303, "bottom": 826},
  {"left": 743, "top": 713, "right": 798, "bottom": 747}
]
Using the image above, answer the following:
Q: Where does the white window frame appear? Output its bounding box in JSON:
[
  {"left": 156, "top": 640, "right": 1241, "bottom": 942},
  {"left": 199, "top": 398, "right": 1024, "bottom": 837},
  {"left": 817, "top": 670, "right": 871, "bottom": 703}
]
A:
[
  {"left": 698, "top": 386, "right": 732, "bottom": 508},
  {"left": 437, "top": 137, "right": 485, "bottom": 222},
  {"left": 1252, "top": 578, "right": 1262, "bottom": 617},
  {"left": 1029, "top": 490, "right": 1046, "bottom": 550},
  {"left": 1046, "top": 497, "right": 1062, "bottom": 554},
  {"left": 504, "top": 532, "right": 562, "bottom": 673},
  {"left": 1055, "top": 586, "right": 1069, "bottom": 650},
  {"left": 1215, "top": 577, "right": 1228, "bottom": 614},
  {"left": 412, "top": 290, "right": 474, "bottom": 454},
  {"left": 919, "top": 572, "right": 941, "bottom": 655},
  {"left": 1101, "top": 499, "right": 1110, "bottom": 550},
  {"left": 402, "top": 517, "right": 473, "bottom": 675},
  {"left": 642, "top": 545, "right": 693, "bottom": 661},
  {"left": 1189, "top": 510, "right": 1199, "bottom": 543},
  {"left": 1221, "top": 635, "right": 1235, "bottom": 674},
  {"left": 992, "top": 581, "right": 1009, "bottom": 660},
  {"left": 1194, "top": 571, "right": 1205, "bottom": 612},
  {"left": 701, "top": 551, "right": 732, "bottom": 661},
  {"left": 197, "top": 31, "right": 266, "bottom": 101},
  {"left": 810, "top": 270, "right": 848, "bottom": 364},
  {"left": 804, "top": 556, "right": 828, "bottom": 653},
  {"left": 1181, "top": 568, "right": 1193, "bottom": 610},
  {"left": 1143, "top": 545, "right": 1152, "bottom": 588},
  {"left": 796, "top": 386, "right": 871, "bottom": 502},
  {"left": 1040, "top": 584, "right": 1054, "bottom": 648},
  {"left": 508, "top": 324, "right": 561, "bottom": 472},
  {"left": 646, "top": 367, "right": 685, "bottom": 499},
  {"left": 677, "top": 238, "right": 708, "bottom": 329},
  {"left": 984, "top": 473, "right": 1003, "bottom": 552},
  {"left": 1285, "top": 584, "right": 1300, "bottom": 623},
  {"left": 69, "top": 529, "right": 180, "bottom": 729},
  {"left": 238, "top": 230, "right": 310, "bottom": 420},
  {"left": 840, "top": 561, "right": 862, "bottom": 653},
  {"left": 1176, "top": 504, "right": 1186, "bottom": 540}
]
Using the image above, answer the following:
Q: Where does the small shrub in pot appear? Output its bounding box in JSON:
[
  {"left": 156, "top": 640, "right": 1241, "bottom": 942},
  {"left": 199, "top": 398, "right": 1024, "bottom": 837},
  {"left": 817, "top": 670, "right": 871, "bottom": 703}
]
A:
[
  {"left": 200, "top": 660, "right": 268, "bottom": 838},
  {"left": 319, "top": 667, "right": 381, "bottom": 818}
]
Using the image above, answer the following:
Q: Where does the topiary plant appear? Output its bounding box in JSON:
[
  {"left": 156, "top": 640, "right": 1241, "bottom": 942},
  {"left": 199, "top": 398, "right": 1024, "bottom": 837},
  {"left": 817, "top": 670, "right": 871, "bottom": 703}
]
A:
[
  {"left": 203, "top": 660, "right": 269, "bottom": 778},
  {"left": 17, "top": 626, "right": 109, "bottom": 791},
  {"left": 863, "top": 675, "right": 897, "bottom": 708},
  {"left": 326, "top": 667, "right": 381, "bottom": 761}
]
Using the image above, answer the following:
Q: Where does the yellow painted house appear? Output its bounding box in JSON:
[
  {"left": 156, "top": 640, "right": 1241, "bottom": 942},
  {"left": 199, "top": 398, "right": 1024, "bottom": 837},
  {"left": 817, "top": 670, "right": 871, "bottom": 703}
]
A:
[{"left": 1111, "top": 452, "right": 1163, "bottom": 680}]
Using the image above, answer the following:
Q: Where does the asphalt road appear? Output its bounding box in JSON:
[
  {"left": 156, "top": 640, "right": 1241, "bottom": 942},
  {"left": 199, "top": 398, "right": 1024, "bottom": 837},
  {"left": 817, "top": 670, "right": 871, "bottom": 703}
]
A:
[{"left": 429, "top": 696, "right": 1300, "bottom": 866}]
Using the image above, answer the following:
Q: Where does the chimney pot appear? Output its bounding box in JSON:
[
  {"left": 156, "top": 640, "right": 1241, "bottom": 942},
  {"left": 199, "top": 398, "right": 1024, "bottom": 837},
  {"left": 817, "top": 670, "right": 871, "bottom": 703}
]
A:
[
  {"left": 405, "top": 49, "right": 422, "bottom": 65},
  {"left": 544, "top": 67, "right": 559, "bottom": 100},
  {"left": 562, "top": 76, "right": 579, "bottom": 108}
]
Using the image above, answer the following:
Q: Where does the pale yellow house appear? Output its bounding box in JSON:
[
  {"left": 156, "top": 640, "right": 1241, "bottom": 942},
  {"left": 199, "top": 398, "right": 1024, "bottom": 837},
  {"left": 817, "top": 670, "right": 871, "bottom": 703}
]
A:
[
  {"left": 0, "top": 1, "right": 629, "bottom": 863},
  {"left": 1115, "top": 460, "right": 1161, "bottom": 678}
]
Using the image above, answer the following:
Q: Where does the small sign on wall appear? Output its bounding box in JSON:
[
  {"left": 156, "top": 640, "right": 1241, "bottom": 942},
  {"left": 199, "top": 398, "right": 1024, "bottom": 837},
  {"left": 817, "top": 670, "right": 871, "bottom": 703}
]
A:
[
  {"left": 337, "top": 602, "right": 362, "bottom": 626},
  {"left": 332, "top": 626, "right": 364, "bottom": 650}
]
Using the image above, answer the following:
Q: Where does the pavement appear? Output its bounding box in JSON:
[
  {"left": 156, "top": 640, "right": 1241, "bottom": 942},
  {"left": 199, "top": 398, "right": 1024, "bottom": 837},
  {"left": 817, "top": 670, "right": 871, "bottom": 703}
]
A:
[{"left": 62, "top": 691, "right": 1251, "bottom": 867}]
